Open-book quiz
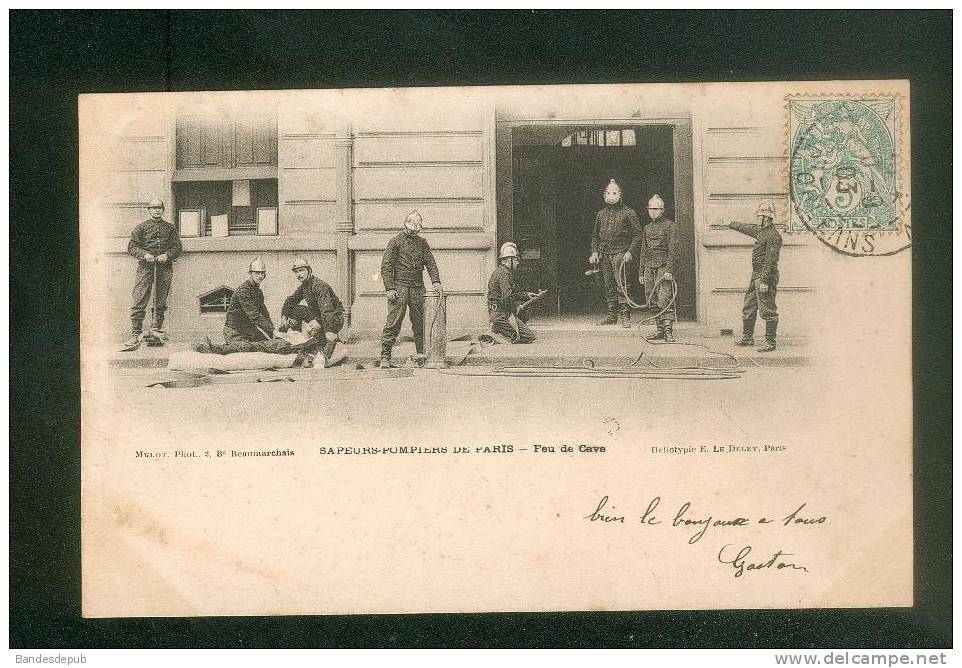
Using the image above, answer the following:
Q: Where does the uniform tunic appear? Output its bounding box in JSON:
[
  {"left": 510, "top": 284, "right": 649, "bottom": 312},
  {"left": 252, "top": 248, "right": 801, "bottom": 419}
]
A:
[
  {"left": 730, "top": 222, "right": 783, "bottom": 323},
  {"left": 381, "top": 232, "right": 441, "bottom": 289},
  {"left": 224, "top": 278, "right": 275, "bottom": 342},
  {"left": 127, "top": 217, "right": 183, "bottom": 332},
  {"left": 590, "top": 203, "right": 644, "bottom": 256},
  {"left": 729, "top": 222, "right": 782, "bottom": 283},
  {"left": 380, "top": 232, "right": 442, "bottom": 356},
  {"left": 281, "top": 275, "right": 345, "bottom": 335},
  {"left": 641, "top": 217, "right": 680, "bottom": 322},
  {"left": 486, "top": 264, "right": 535, "bottom": 344},
  {"left": 128, "top": 218, "right": 183, "bottom": 262},
  {"left": 590, "top": 203, "right": 643, "bottom": 307}
]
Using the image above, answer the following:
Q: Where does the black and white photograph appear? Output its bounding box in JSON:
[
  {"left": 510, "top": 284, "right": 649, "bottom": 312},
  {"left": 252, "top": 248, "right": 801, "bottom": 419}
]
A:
[
  {"left": 9, "top": 8, "right": 951, "bottom": 655},
  {"left": 80, "top": 80, "right": 914, "bottom": 616}
]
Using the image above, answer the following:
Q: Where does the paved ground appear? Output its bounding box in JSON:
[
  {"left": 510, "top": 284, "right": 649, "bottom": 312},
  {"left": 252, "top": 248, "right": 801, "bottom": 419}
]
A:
[
  {"left": 107, "top": 360, "right": 817, "bottom": 449},
  {"left": 104, "top": 325, "right": 812, "bottom": 440},
  {"left": 108, "top": 326, "right": 808, "bottom": 370}
]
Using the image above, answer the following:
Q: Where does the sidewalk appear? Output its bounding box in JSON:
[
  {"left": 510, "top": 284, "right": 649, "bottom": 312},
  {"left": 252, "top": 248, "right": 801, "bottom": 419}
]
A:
[{"left": 108, "top": 327, "right": 809, "bottom": 370}]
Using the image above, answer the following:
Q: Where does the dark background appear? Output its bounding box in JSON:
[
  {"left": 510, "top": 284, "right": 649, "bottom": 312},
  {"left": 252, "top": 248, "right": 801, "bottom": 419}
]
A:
[{"left": 10, "top": 10, "right": 952, "bottom": 648}]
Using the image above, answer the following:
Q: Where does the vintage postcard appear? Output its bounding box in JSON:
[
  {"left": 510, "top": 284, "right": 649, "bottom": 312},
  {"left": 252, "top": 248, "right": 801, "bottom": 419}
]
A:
[{"left": 79, "top": 80, "right": 912, "bottom": 616}]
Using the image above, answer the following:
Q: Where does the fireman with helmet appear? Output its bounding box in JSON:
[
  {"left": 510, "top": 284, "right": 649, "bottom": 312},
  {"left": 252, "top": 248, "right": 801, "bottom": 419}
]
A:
[
  {"left": 589, "top": 179, "right": 644, "bottom": 328},
  {"left": 486, "top": 242, "right": 537, "bottom": 344},
  {"left": 640, "top": 193, "right": 680, "bottom": 343},
  {"left": 123, "top": 198, "right": 183, "bottom": 348},
  {"left": 195, "top": 257, "right": 291, "bottom": 355},
  {"left": 379, "top": 210, "right": 443, "bottom": 368},
  {"left": 280, "top": 256, "right": 345, "bottom": 365},
  {"left": 727, "top": 201, "right": 783, "bottom": 352}
]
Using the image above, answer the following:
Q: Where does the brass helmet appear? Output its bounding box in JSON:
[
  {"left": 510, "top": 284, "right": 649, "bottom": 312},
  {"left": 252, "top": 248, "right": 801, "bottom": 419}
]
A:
[
  {"left": 756, "top": 201, "right": 776, "bottom": 219},
  {"left": 498, "top": 242, "right": 520, "bottom": 260},
  {"left": 404, "top": 210, "right": 424, "bottom": 233},
  {"left": 292, "top": 257, "right": 311, "bottom": 272},
  {"left": 147, "top": 197, "right": 165, "bottom": 210},
  {"left": 603, "top": 179, "right": 622, "bottom": 205},
  {"left": 647, "top": 194, "right": 665, "bottom": 209},
  {"left": 248, "top": 258, "right": 267, "bottom": 273}
]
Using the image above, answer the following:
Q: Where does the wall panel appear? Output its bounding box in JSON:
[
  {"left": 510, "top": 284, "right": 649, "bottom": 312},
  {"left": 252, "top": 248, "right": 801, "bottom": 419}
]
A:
[
  {"left": 353, "top": 166, "right": 484, "bottom": 200},
  {"left": 353, "top": 134, "right": 483, "bottom": 165},
  {"left": 354, "top": 201, "right": 484, "bottom": 232}
]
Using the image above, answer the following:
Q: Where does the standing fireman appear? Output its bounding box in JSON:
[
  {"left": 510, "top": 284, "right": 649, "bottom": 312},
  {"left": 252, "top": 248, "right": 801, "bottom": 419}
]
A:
[
  {"left": 379, "top": 210, "right": 443, "bottom": 368},
  {"left": 281, "top": 257, "right": 345, "bottom": 364},
  {"left": 124, "top": 198, "right": 183, "bottom": 348},
  {"left": 640, "top": 194, "right": 680, "bottom": 343},
  {"left": 728, "top": 201, "right": 783, "bottom": 352},
  {"left": 589, "top": 179, "right": 643, "bottom": 328},
  {"left": 487, "top": 242, "right": 537, "bottom": 344}
]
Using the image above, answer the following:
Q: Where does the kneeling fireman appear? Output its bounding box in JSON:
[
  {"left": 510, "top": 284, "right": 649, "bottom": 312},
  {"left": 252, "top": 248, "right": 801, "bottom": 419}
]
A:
[{"left": 487, "top": 242, "right": 536, "bottom": 344}]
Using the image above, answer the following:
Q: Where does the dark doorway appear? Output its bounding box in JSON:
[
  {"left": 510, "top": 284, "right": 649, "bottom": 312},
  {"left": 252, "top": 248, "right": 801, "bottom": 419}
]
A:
[{"left": 508, "top": 124, "right": 695, "bottom": 320}]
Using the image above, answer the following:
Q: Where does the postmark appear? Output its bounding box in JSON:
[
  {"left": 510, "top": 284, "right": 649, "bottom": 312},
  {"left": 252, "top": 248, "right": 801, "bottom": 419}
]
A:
[{"left": 789, "top": 96, "right": 911, "bottom": 256}]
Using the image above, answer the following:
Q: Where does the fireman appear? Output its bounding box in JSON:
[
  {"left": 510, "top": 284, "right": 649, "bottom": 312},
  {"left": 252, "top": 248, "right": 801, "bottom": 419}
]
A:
[
  {"left": 728, "top": 201, "right": 783, "bottom": 352},
  {"left": 123, "top": 198, "right": 183, "bottom": 348},
  {"left": 379, "top": 210, "right": 443, "bottom": 368},
  {"left": 281, "top": 257, "right": 344, "bottom": 364},
  {"left": 487, "top": 242, "right": 537, "bottom": 344},
  {"left": 195, "top": 258, "right": 289, "bottom": 355},
  {"left": 589, "top": 179, "right": 643, "bottom": 328},
  {"left": 640, "top": 194, "right": 680, "bottom": 343}
]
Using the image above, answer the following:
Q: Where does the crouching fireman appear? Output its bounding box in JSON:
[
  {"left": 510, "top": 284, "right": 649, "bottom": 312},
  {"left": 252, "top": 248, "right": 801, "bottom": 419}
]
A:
[{"left": 487, "top": 242, "right": 537, "bottom": 344}]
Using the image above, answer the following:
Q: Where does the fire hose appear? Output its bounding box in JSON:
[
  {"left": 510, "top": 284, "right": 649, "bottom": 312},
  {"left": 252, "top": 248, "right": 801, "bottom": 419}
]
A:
[
  {"left": 617, "top": 259, "right": 678, "bottom": 326},
  {"left": 611, "top": 260, "right": 745, "bottom": 370}
]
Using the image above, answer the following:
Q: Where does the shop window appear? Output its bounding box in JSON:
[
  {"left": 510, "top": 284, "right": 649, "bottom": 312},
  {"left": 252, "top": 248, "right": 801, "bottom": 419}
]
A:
[
  {"left": 174, "top": 179, "right": 278, "bottom": 237},
  {"left": 199, "top": 286, "right": 234, "bottom": 314}
]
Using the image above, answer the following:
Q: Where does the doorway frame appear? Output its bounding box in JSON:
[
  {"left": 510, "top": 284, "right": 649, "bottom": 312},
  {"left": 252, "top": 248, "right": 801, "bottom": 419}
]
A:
[{"left": 495, "top": 117, "right": 697, "bottom": 321}]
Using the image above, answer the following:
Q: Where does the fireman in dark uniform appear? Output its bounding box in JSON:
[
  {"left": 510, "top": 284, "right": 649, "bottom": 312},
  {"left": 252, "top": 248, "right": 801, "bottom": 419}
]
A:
[
  {"left": 728, "top": 201, "right": 783, "bottom": 352},
  {"left": 640, "top": 194, "right": 680, "bottom": 343},
  {"left": 281, "top": 257, "right": 345, "bottom": 365},
  {"left": 589, "top": 179, "right": 644, "bottom": 328},
  {"left": 123, "top": 198, "right": 183, "bottom": 347},
  {"left": 487, "top": 242, "right": 537, "bottom": 344},
  {"left": 379, "top": 210, "right": 443, "bottom": 368},
  {"left": 195, "top": 258, "right": 290, "bottom": 355}
]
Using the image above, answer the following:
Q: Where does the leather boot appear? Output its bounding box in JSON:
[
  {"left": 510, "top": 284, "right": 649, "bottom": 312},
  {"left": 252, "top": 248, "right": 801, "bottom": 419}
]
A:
[
  {"left": 596, "top": 304, "right": 618, "bottom": 325},
  {"left": 646, "top": 322, "right": 665, "bottom": 342},
  {"left": 123, "top": 331, "right": 142, "bottom": 350},
  {"left": 322, "top": 341, "right": 337, "bottom": 366},
  {"left": 193, "top": 336, "right": 219, "bottom": 354},
  {"left": 757, "top": 320, "right": 777, "bottom": 352},
  {"left": 735, "top": 317, "right": 756, "bottom": 346},
  {"left": 619, "top": 305, "right": 631, "bottom": 328},
  {"left": 663, "top": 320, "right": 676, "bottom": 343},
  {"left": 153, "top": 313, "right": 167, "bottom": 341}
]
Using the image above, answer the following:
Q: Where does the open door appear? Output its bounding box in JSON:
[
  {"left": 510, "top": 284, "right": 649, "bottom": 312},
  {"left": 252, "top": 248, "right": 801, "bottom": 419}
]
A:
[
  {"left": 503, "top": 123, "right": 696, "bottom": 321},
  {"left": 512, "top": 146, "right": 560, "bottom": 317}
]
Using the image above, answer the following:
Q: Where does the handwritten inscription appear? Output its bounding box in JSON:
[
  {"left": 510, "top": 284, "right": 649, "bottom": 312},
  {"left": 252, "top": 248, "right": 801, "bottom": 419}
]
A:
[
  {"left": 583, "top": 495, "right": 827, "bottom": 576},
  {"left": 584, "top": 496, "right": 625, "bottom": 523},
  {"left": 717, "top": 544, "right": 810, "bottom": 578}
]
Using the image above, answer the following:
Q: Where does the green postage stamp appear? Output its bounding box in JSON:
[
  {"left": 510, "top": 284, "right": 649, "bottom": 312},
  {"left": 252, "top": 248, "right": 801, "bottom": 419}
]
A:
[{"left": 789, "top": 96, "right": 910, "bottom": 256}]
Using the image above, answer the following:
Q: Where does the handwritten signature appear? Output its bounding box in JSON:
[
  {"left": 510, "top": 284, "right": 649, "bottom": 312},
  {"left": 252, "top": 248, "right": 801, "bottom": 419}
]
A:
[
  {"left": 717, "top": 544, "right": 810, "bottom": 577},
  {"left": 583, "top": 495, "right": 825, "bottom": 576}
]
